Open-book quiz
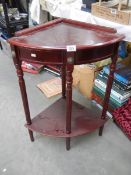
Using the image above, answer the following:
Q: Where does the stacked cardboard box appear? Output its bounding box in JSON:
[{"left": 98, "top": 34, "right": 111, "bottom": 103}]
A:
[{"left": 91, "top": 2, "right": 131, "bottom": 25}]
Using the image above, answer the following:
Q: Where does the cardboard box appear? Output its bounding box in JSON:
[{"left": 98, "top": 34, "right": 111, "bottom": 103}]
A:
[
  {"left": 72, "top": 65, "right": 96, "bottom": 99},
  {"left": 121, "top": 53, "right": 131, "bottom": 66},
  {"left": 37, "top": 78, "right": 62, "bottom": 98},
  {"left": 91, "top": 2, "right": 131, "bottom": 25}
]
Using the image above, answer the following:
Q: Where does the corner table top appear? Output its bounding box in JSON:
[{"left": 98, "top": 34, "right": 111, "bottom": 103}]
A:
[{"left": 8, "top": 18, "right": 124, "bottom": 50}]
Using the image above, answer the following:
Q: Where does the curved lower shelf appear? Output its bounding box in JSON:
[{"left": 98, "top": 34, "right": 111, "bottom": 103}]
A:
[{"left": 25, "top": 98, "right": 107, "bottom": 138}]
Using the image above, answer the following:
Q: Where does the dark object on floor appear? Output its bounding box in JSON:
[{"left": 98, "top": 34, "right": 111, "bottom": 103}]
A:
[
  {"left": 21, "top": 61, "right": 43, "bottom": 74},
  {"left": 44, "top": 66, "right": 60, "bottom": 76},
  {"left": 112, "top": 97, "right": 131, "bottom": 139}
]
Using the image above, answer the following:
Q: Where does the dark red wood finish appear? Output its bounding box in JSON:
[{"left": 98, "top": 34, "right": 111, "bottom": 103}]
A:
[
  {"left": 11, "top": 46, "right": 34, "bottom": 142},
  {"left": 8, "top": 18, "right": 124, "bottom": 150},
  {"left": 25, "top": 98, "right": 107, "bottom": 137},
  {"left": 99, "top": 43, "right": 120, "bottom": 136},
  {"left": 61, "top": 64, "right": 66, "bottom": 98}
]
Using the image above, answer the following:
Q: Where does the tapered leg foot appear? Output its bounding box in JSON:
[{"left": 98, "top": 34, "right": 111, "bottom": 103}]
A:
[
  {"left": 99, "top": 126, "right": 104, "bottom": 136},
  {"left": 28, "top": 129, "right": 34, "bottom": 142},
  {"left": 66, "top": 138, "right": 70, "bottom": 151}
]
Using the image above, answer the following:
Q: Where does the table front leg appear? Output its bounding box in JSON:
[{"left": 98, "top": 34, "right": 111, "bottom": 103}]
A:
[
  {"left": 99, "top": 44, "right": 119, "bottom": 136},
  {"left": 17, "top": 68, "right": 34, "bottom": 142},
  {"left": 66, "top": 57, "right": 74, "bottom": 150},
  {"left": 12, "top": 47, "right": 34, "bottom": 142},
  {"left": 61, "top": 65, "right": 66, "bottom": 98}
]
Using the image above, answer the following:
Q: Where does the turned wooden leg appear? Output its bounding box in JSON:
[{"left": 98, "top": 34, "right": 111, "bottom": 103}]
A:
[
  {"left": 99, "top": 44, "right": 119, "bottom": 136},
  {"left": 61, "top": 65, "right": 66, "bottom": 98},
  {"left": 66, "top": 57, "right": 74, "bottom": 150},
  {"left": 17, "top": 66, "right": 34, "bottom": 141},
  {"left": 12, "top": 46, "right": 34, "bottom": 142}
]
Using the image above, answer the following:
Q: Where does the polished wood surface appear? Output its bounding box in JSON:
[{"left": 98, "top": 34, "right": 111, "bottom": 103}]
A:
[
  {"left": 8, "top": 18, "right": 124, "bottom": 50},
  {"left": 8, "top": 18, "right": 124, "bottom": 150},
  {"left": 99, "top": 43, "right": 119, "bottom": 136},
  {"left": 11, "top": 46, "right": 34, "bottom": 142},
  {"left": 25, "top": 98, "right": 107, "bottom": 137}
]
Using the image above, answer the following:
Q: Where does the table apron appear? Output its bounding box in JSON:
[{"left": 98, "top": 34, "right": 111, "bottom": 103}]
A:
[
  {"left": 75, "top": 45, "right": 114, "bottom": 64},
  {"left": 18, "top": 47, "right": 63, "bottom": 64},
  {"left": 17, "top": 44, "right": 114, "bottom": 65}
]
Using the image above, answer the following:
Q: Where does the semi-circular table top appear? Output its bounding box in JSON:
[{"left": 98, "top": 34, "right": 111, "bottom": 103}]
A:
[{"left": 8, "top": 18, "right": 124, "bottom": 51}]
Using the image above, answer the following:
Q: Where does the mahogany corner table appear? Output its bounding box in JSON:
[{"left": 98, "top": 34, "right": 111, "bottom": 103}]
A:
[{"left": 8, "top": 18, "right": 124, "bottom": 150}]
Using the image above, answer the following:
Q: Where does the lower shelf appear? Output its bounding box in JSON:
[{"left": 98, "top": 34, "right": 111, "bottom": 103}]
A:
[{"left": 26, "top": 98, "right": 107, "bottom": 138}]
